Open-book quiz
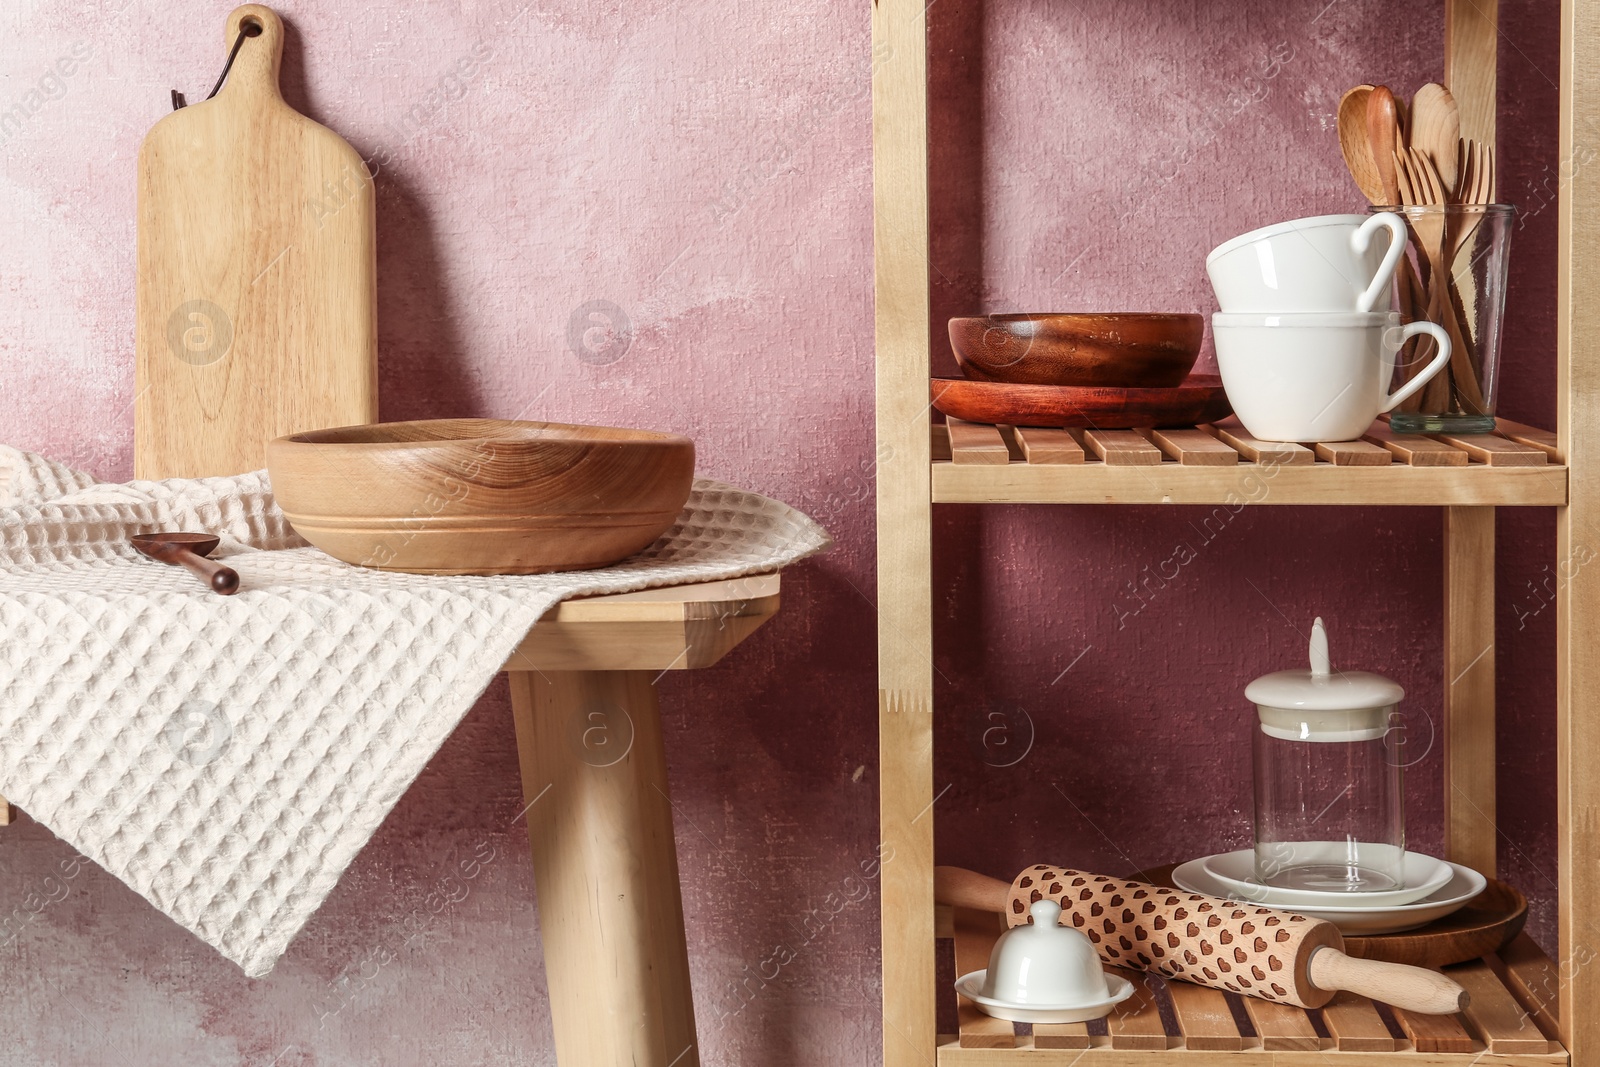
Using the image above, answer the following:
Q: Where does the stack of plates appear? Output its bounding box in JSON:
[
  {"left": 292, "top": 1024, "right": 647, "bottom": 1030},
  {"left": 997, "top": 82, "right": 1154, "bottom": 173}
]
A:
[{"left": 1172, "top": 850, "right": 1487, "bottom": 935}]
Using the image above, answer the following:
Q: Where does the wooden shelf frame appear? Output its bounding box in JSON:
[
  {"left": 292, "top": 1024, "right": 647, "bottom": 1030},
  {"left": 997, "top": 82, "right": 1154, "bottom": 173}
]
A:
[{"left": 872, "top": 2, "right": 1599, "bottom": 1065}]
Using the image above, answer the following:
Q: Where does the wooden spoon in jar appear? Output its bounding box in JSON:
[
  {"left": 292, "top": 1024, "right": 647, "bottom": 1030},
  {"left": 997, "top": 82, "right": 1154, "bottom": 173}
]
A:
[
  {"left": 1410, "top": 83, "right": 1462, "bottom": 195},
  {"left": 1338, "top": 85, "right": 1385, "bottom": 204},
  {"left": 1367, "top": 86, "right": 1405, "bottom": 206},
  {"left": 131, "top": 533, "right": 240, "bottom": 595}
]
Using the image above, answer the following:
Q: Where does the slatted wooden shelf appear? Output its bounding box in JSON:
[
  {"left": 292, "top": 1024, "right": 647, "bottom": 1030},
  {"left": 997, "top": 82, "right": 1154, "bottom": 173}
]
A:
[
  {"left": 939, "top": 909, "right": 1567, "bottom": 1064},
  {"left": 931, "top": 419, "right": 1567, "bottom": 506}
]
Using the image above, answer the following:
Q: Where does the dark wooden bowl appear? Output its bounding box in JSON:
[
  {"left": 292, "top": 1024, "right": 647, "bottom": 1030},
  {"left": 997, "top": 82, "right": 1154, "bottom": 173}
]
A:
[
  {"left": 949, "top": 313, "right": 1203, "bottom": 387},
  {"left": 267, "top": 419, "right": 695, "bottom": 575},
  {"left": 930, "top": 375, "right": 1231, "bottom": 429}
]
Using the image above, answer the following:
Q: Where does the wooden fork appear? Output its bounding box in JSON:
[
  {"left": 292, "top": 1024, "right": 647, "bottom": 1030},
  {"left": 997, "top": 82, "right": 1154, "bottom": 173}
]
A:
[{"left": 1398, "top": 147, "right": 1487, "bottom": 414}]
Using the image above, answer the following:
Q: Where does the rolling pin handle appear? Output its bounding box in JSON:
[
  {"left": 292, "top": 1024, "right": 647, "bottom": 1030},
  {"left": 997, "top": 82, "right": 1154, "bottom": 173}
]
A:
[
  {"left": 1306, "top": 946, "right": 1469, "bottom": 1015},
  {"left": 933, "top": 866, "right": 1012, "bottom": 914}
]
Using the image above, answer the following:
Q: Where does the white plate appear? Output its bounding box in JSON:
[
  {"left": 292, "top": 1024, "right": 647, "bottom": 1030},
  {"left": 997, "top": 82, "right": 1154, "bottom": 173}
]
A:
[
  {"left": 954, "top": 971, "right": 1134, "bottom": 1024},
  {"left": 1202, "top": 847, "right": 1454, "bottom": 907},
  {"left": 1172, "top": 857, "right": 1487, "bottom": 935}
]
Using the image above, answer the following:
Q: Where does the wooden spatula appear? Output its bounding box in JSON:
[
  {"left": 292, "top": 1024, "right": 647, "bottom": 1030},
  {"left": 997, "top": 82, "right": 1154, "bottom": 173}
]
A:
[{"left": 135, "top": 4, "right": 377, "bottom": 480}]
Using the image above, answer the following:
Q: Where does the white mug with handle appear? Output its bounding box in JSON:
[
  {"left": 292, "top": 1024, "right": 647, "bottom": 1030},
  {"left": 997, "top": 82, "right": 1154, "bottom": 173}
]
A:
[
  {"left": 1207, "top": 213, "right": 1410, "bottom": 313},
  {"left": 1213, "top": 312, "right": 1452, "bottom": 442}
]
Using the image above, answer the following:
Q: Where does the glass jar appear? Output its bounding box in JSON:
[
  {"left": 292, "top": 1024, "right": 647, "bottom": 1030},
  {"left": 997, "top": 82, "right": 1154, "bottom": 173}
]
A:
[
  {"left": 1373, "top": 203, "right": 1514, "bottom": 435},
  {"left": 1249, "top": 618, "right": 1406, "bottom": 892}
]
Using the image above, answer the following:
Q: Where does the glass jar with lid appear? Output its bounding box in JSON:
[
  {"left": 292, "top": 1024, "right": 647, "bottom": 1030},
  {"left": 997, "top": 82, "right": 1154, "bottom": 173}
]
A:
[{"left": 1248, "top": 617, "right": 1406, "bottom": 892}]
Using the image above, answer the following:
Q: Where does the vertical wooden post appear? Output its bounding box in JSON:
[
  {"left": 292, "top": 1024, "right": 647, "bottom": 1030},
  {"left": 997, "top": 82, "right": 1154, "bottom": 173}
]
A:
[
  {"left": 1443, "top": 506, "right": 1497, "bottom": 876},
  {"left": 873, "top": 0, "right": 935, "bottom": 1062},
  {"left": 1557, "top": 0, "right": 1600, "bottom": 1056},
  {"left": 508, "top": 670, "right": 700, "bottom": 1067},
  {"left": 1445, "top": 0, "right": 1498, "bottom": 145}
]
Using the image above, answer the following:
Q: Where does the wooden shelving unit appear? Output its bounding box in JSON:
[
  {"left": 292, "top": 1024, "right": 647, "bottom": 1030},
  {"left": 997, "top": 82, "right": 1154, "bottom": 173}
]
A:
[{"left": 872, "top": 3, "right": 1600, "bottom": 1065}]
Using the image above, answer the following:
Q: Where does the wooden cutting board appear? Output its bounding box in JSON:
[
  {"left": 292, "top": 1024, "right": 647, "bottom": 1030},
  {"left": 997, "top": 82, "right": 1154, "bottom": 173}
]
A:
[{"left": 135, "top": 4, "right": 376, "bottom": 479}]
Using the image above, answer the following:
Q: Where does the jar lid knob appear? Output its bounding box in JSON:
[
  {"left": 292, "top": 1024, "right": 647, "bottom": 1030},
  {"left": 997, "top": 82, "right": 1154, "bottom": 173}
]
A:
[{"left": 1309, "top": 617, "right": 1330, "bottom": 677}]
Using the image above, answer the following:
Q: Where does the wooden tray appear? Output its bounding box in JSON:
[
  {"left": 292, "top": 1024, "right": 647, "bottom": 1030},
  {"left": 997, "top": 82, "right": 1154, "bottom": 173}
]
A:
[
  {"left": 1138, "top": 864, "right": 1526, "bottom": 969},
  {"left": 930, "top": 375, "right": 1231, "bottom": 429}
]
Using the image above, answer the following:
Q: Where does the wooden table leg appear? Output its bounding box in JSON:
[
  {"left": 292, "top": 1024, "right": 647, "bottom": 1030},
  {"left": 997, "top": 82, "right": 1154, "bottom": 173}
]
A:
[{"left": 507, "top": 670, "right": 700, "bottom": 1067}]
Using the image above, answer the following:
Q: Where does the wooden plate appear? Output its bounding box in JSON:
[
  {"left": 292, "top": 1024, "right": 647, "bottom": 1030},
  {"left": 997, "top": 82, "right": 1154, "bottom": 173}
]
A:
[
  {"left": 931, "top": 375, "right": 1231, "bottom": 429},
  {"left": 1137, "top": 864, "right": 1526, "bottom": 969}
]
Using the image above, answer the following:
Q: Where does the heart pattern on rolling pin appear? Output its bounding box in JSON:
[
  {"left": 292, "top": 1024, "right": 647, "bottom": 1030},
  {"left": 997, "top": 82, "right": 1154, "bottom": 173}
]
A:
[{"left": 1007, "top": 864, "right": 1326, "bottom": 1005}]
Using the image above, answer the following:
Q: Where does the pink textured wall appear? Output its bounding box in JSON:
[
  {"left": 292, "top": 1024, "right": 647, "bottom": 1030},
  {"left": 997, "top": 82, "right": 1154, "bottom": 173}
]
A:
[{"left": 0, "top": 0, "right": 1563, "bottom": 1063}]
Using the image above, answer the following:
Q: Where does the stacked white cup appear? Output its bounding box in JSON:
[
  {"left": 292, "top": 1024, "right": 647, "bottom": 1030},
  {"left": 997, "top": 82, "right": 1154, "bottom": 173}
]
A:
[{"left": 1207, "top": 214, "right": 1451, "bottom": 443}]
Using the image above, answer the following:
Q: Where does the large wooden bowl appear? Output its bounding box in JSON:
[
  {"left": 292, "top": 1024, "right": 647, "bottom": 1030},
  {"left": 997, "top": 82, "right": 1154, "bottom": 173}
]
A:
[
  {"left": 266, "top": 419, "right": 695, "bottom": 575},
  {"left": 949, "top": 313, "right": 1203, "bottom": 387}
]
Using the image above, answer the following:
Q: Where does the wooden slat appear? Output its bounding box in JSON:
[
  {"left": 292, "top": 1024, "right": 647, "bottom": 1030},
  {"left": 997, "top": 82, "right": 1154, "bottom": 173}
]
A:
[
  {"left": 1454, "top": 958, "right": 1559, "bottom": 1054},
  {"left": 1445, "top": 0, "right": 1498, "bottom": 146},
  {"left": 1444, "top": 506, "right": 1498, "bottom": 876},
  {"left": 1164, "top": 980, "right": 1245, "bottom": 1051},
  {"left": 1313, "top": 440, "right": 1393, "bottom": 466},
  {"left": 1012, "top": 426, "right": 1085, "bottom": 465},
  {"left": 1241, "top": 997, "right": 1326, "bottom": 1051},
  {"left": 1495, "top": 933, "right": 1563, "bottom": 1041},
  {"left": 1558, "top": 4, "right": 1600, "bottom": 1056},
  {"left": 1105, "top": 968, "right": 1169, "bottom": 1050},
  {"left": 1435, "top": 432, "right": 1549, "bottom": 466},
  {"left": 871, "top": 4, "right": 935, "bottom": 1067},
  {"left": 932, "top": 461, "right": 1569, "bottom": 506},
  {"left": 1320, "top": 991, "right": 1401, "bottom": 1052},
  {"left": 1033, "top": 1023, "right": 1092, "bottom": 1050},
  {"left": 931, "top": 422, "right": 952, "bottom": 462},
  {"left": 1495, "top": 418, "right": 1562, "bottom": 459},
  {"left": 1208, "top": 421, "right": 1315, "bottom": 465},
  {"left": 993, "top": 426, "right": 1026, "bottom": 463},
  {"left": 934, "top": 1044, "right": 1569, "bottom": 1065},
  {"left": 937, "top": 1046, "right": 1564, "bottom": 1066},
  {"left": 946, "top": 418, "right": 1010, "bottom": 465},
  {"left": 1147, "top": 428, "right": 1239, "bottom": 466},
  {"left": 1364, "top": 424, "right": 1471, "bottom": 466},
  {"left": 1394, "top": 1007, "right": 1479, "bottom": 1053},
  {"left": 952, "top": 909, "right": 1013, "bottom": 1049},
  {"left": 1082, "top": 429, "right": 1163, "bottom": 466}
]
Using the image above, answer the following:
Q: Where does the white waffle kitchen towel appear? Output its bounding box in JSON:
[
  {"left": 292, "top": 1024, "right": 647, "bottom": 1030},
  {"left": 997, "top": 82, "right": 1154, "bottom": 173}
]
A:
[{"left": 0, "top": 446, "right": 829, "bottom": 976}]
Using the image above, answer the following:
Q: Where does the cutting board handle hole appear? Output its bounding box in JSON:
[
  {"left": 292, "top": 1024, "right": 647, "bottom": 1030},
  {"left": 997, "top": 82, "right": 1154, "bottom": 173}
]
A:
[{"left": 239, "top": 17, "right": 263, "bottom": 35}]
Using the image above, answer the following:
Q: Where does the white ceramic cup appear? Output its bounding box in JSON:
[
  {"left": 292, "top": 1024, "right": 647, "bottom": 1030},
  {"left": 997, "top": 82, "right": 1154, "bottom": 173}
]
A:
[
  {"left": 1213, "top": 312, "right": 1451, "bottom": 442},
  {"left": 1207, "top": 213, "right": 1409, "bottom": 313}
]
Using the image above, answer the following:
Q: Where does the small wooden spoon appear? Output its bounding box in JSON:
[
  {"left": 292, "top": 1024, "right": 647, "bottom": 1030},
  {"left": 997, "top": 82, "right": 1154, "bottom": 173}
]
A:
[
  {"left": 131, "top": 533, "right": 240, "bottom": 595},
  {"left": 1337, "top": 85, "right": 1384, "bottom": 203},
  {"left": 1410, "top": 83, "right": 1462, "bottom": 194},
  {"left": 1367, "top": 86, "right": 1404, "bottom": 206}
]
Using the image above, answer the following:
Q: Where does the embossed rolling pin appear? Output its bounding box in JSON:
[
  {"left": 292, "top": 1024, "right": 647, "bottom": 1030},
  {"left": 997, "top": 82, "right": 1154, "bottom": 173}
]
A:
[{"left": 934, "top": 865, "right": 1467, "bottom": 1015}]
